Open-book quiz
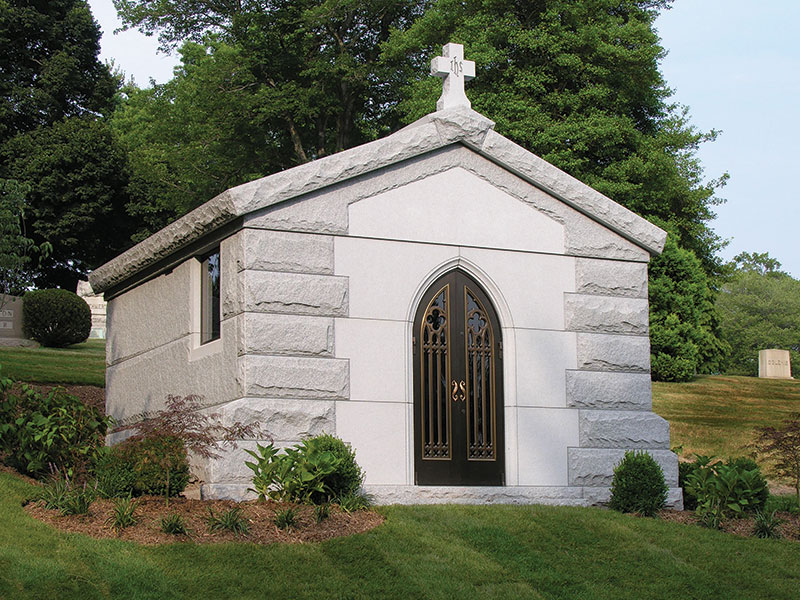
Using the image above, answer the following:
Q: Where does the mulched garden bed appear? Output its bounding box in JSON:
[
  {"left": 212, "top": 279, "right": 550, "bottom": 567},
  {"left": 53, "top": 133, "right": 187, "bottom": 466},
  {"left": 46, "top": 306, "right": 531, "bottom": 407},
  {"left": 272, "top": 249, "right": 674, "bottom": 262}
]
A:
[
  {"left": 657, "top": 509, "right": 800, "bottom": 541},
  {"left": 24, "top": 495, "right": 384, "bottom": 545}
]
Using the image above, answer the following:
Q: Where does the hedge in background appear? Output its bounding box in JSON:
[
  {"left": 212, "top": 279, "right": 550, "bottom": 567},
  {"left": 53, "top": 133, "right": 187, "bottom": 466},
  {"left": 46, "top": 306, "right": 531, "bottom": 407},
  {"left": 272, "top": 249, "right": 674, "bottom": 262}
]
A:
[{"left": 23, "top": 289, "right": 91, "bottom": 347}]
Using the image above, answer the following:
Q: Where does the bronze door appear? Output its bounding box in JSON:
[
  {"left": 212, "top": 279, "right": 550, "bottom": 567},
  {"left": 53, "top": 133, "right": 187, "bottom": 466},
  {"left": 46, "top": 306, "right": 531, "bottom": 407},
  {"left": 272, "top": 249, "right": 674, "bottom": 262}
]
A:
[{"left": 413, "top": 270, "right": 504, "bottom": 485}]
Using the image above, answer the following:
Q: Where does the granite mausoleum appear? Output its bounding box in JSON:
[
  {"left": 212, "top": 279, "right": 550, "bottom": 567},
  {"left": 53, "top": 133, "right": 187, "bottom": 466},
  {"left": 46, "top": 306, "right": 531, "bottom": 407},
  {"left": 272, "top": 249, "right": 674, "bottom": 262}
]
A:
[{"left": 90, "top": 44, "right": 681, "bottom": 507}]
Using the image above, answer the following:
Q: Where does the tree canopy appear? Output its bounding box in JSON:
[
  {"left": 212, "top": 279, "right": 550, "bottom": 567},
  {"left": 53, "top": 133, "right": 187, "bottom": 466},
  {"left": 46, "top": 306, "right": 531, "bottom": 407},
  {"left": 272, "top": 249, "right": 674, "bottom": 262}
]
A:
[
  {"left": 0, "top": 0, "right": 132, "bottom": 289},
  {"left": 716, "top": 253, "right": 800, "bottom": 378}
]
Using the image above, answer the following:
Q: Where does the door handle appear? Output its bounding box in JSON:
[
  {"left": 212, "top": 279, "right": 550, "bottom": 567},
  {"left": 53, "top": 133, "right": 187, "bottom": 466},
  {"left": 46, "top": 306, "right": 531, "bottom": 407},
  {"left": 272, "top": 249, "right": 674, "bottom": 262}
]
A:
[{"left": 451, "top": 379, "right": 466, "bottom": 402}]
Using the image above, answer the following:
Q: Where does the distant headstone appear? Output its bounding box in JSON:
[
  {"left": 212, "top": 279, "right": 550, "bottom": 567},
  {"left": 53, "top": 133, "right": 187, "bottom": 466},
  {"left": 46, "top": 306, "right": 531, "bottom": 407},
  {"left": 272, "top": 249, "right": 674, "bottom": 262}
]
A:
[
  {"left": 77, "top": 281, "right": 107, "bottom": 339},
  {"left": 758, "top": 349, "right": 792, "bottom": 379},
  {"left": 0, "top": 294, "right": 24, "bottom": 338}
]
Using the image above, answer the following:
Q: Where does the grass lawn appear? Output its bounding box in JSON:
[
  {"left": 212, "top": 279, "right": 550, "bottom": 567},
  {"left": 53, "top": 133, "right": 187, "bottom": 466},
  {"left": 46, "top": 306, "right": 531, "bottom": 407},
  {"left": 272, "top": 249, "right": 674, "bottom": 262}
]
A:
[
  {"left": 0, "top": 339, "right": 105, "bottom": 387},
  {"left": 1, "top": 472, "right": 799, "bottom": 600},
  {"left": 653, "top": 375, "right": 800, "bottom": 460}
]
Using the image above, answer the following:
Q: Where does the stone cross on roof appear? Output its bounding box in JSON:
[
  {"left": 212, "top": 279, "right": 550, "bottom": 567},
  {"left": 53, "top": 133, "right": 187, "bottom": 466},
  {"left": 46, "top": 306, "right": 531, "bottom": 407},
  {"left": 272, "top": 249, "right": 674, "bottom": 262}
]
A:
[{"left": 430, "top": 42, "right": 475, "bottom": 111}]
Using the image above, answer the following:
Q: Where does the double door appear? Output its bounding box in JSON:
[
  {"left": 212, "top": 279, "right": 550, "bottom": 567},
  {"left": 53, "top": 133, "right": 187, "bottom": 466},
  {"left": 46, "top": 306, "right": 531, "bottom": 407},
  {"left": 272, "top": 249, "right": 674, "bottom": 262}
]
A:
[{"left": 413, "top": 270, "right": 504, "bottom": 485}]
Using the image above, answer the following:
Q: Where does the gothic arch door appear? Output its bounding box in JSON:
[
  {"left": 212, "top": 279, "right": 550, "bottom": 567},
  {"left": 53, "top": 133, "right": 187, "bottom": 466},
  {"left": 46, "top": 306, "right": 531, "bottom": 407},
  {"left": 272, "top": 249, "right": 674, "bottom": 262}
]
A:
[{"left": 413, "top": 269, "right": 504, "bottom": 485}]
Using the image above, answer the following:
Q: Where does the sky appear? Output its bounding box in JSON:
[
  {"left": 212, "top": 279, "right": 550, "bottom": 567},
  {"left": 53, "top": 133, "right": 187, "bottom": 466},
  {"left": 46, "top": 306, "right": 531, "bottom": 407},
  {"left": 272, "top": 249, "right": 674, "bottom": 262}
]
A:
[{"left": 86, "top": 0, "right": 799, "bottom": 277}]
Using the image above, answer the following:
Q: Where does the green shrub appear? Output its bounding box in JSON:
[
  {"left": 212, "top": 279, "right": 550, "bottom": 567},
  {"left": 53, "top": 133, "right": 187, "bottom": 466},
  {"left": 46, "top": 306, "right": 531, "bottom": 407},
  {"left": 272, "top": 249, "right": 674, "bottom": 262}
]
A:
[
  {"left": 608, "top": 451, "right": 668, "bottom": 517},
  {"left": 245, "top": 434, "right": 365, "bottom": 505},
  {"left": 337, "top": 490, "right": 373, "bottom": 513},
  {"left": 314, "top": 503, "right": 330, "bottom": 523},
  {"left": 207, "top": 507, "right": 249, "bottom": 535},
  {"left": 109, "top": 434, "right": 190, "bottom": 497},
  {"left": 106, "top": 497, "right": 138, "bottom": 532},
  {"left": 273, "top": 507, "right": 298, "bottom": 530},
  {"left": 752, "top": 510, "right": 783, "bottom": 539},
  {"left": 22, "top": 288, "right": 91, "bottom": 347},
  {"left": 678, "top": 461, "right": 700, "bottom": 511},
  {"left": 764, "top": 494, "right": 800, "bottom": 515},
  {"left": 160, "top": 513, "right": 188, "bottom": 535},
  {"left": 685, "top": 455, "right": 769, "bottom": 529},
  {"left": 33, "top": 474, "right": 96, "bottom": 516},
  {"left": 303, "top": 434, "right": 364, "bottom": 503},
  {"left": 92, "top": 447, "right": 137, "bottom": 498},
  {"left": 0, "top": 377, "right": 111, "bottom": 477}
]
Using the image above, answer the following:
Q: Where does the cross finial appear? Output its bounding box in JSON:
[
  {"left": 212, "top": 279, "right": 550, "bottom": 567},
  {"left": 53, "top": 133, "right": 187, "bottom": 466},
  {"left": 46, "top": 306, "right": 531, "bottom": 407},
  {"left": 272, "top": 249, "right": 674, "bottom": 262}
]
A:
[{"left": 430, "top": 43, "right": 475, "bottom": 111}]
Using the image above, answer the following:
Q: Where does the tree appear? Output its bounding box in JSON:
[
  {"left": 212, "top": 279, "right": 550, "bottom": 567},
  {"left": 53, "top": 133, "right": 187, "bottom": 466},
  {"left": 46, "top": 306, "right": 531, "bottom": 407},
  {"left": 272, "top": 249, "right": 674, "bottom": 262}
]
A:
[
  {"left": 0, "top": 1, "right": 134, "bottom": 289},
  {"left": 716, "top": 253, "right": 800, "bottom": 378},
  {"left": 648, "top": 232, "right": 727, "bottom": 381},
  {"left": 383, "top": 0, "right": 726, "bottom": 276},
  {"left": 752, "top": 414, "right": 800, "bottom": 508},
  {"left": 2, "top": 117, "right": 135, "bottom": 289},
  {"left": 0, "top": 0, "right": 116, "bottom": 144},
  {"left": 0, "top": 179, "right": 51, "bottom": 304}
]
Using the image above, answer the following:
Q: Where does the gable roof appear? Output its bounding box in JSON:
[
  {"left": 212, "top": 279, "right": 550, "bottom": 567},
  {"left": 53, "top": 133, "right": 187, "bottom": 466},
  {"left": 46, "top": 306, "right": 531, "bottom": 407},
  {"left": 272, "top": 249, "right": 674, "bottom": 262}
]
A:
[{"left": 90, "top": 106, "right": 666, "bottom": 294}]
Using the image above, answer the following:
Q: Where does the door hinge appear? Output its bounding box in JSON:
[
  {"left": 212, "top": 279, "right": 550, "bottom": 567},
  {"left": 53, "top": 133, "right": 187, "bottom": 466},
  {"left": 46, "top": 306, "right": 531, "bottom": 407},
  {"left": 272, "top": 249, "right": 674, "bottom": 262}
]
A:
[{"left": 498, "top": 341, "right": 503, "bottom": 359}]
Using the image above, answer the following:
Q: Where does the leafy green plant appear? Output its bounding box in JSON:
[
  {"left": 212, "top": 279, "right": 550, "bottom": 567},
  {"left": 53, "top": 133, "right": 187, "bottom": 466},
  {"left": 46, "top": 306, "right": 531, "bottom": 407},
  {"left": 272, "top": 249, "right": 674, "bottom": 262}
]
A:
[
  {"left": 107, "top": 496, "right": 138, "bottom": 532},
  {"left": 314, "top": 503, "right": 330, "bottom": 523},
  {"left": 303, "top": 434, "right": 364, "bottom": 503},
  {"left": 752, "top": 510, "right": 783, "bottom": 539},
  {"left": 57, "top": 482, "right": 95, "bottom": 516},
  {"left": 115, "top": 394, "right": 262, "bottom": 503},
  {"left": 160, "top": 513, "right": 188, "bottom": 535},
  {"left": 0, "top": 376, "right": 112, "bottom": 478},
  {"left": 685, "top": 455, "right": 769, "bottom": 528},
  {"left": 337, "top": 491, "right": 374, "bottom": 513},
  {"left": 608, "top": 451, "right": 668, "bottom": 517},
  {"left": 245, "top": 435, "right": 364, "bottom": 505},
  {"left": 678, "top": 460, "right": 700, "bottom": 511},
  {"left": 273, "top": 507, "right": 298, "bottom": 530},
  {"left": 207, "top": 507, "right": 249, "bottom": 536},
  {"left": 32, "top": 474, "right": 72, "bottom": 510},
  {"left": 92, "top": 447, "right": 137, "bottom": 499},
  {"left": 110, "top": 434, "right": 190, "bottom": 499},
  {"left": 22, "top": 288, "right": 91, "bottom": 347},
  {"left": 765, "top": 494, "right": 800, "bottom": 515}
]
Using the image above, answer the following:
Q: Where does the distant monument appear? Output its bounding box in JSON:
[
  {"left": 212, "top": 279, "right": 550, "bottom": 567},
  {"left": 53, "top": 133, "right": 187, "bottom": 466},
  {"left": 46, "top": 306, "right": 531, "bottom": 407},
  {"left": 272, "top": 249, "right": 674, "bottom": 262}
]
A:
[
  {"left": 758, "top": 349, "right": 792, "bottom": 379},
  {"left": 77, "top": 281, "right": 107, "bottom": 339}
]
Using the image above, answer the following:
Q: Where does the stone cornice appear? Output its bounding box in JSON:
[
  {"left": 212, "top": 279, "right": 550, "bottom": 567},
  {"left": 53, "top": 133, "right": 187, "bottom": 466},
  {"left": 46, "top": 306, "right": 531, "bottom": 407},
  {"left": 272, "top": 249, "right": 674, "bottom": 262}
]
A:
[{"left": 90, "top": 106, "right": 666, "bottom": 294}]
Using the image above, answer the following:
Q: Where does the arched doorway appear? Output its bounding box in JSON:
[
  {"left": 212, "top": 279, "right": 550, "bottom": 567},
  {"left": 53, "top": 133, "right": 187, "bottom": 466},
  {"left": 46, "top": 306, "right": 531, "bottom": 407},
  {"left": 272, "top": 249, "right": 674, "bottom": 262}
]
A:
[{"left": 413, "top": 269, "right": 504, "bottom": 485}]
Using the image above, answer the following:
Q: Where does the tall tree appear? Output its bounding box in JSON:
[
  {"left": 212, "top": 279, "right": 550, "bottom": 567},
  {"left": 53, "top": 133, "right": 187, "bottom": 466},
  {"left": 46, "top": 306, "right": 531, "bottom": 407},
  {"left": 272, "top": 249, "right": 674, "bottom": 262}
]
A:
[
  {"left": 384, "top": 0, "right": 726, "bottom": 275},
  {"left": 0, "top": 0, "right": 133, "bottom": 289},
  {"left": 0, "top": 0, "right": 116, "bottom": 144}
]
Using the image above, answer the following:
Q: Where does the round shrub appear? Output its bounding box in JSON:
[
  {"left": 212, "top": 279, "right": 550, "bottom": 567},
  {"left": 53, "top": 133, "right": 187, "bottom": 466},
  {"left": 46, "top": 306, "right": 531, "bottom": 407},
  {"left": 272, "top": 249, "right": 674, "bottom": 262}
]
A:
[
  {"left": 303, "top": 434, "right": 364, "bottom": 503},
  {"left": 111, "top": 434, "right": 190, "bottom": 497},
  {"left": 23, "top": 289, "right": 91, "bottom": 347},
  {"left": 608, "top": 451, "right": 668, "bottom": 517}
]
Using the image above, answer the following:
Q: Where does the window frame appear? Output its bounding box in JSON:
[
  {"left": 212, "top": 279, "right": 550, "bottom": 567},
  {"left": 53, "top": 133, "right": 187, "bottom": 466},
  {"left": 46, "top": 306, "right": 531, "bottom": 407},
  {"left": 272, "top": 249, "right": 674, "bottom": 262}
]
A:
[{"left": 199, "top": 248, "right": 221, "bottom": 345}]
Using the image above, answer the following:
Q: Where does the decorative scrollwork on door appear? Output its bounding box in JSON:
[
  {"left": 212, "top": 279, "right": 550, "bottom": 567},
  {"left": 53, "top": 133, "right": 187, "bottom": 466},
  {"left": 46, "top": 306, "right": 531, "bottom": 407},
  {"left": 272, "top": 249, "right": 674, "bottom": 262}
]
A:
[
  {"left": 420, "top": 285, "right": 451, "bottom": 459},
  {"left": 465, "top": 288, "right": 496, "bottom": 460}
]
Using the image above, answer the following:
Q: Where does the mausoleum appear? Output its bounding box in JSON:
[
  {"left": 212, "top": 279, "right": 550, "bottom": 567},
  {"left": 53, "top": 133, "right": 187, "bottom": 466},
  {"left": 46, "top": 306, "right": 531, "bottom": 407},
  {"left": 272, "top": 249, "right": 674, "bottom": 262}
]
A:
[{"left": 90, "top": 44, "right": 681, "bottom": 507}]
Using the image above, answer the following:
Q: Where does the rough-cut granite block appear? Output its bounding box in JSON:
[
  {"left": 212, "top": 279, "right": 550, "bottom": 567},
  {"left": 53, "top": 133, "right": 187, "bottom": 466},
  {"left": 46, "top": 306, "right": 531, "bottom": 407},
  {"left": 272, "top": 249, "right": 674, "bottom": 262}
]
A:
[
  {"left": 243, "top": 271, "right": 348, "bottom": 316},
  {"left": 565, "top": 294, "right": 649, "bottom": 335},
  {"left": 575, "top": 258, "right": 648, "bottom": 298},
  {"left": 566, "top": 371, "right": 652, "bottom": 410},
  {"left": 238, "top": 229, "right": 334, "bottom": 274},
  {"left": 238, "top": 313, "right": 333, "bottom": 356},
  {"left": 576, "top": 333, "right": 651, "bottom": 372},
  {"left": 568, "top": 448, "right": 679, "bottom": 487},
  {"left": 242, "top": 355, "right": 349, "bottom": 399},
  {"left": 579, "top": 410, "right": 670, "bottom": 449},
  {"left": 480, "top": 130, "right": 666, "bottom": 255},
  {"left": 357, "top": 486, "right": 587, "bottom": 506},
  {"left": 583, "top": 486, "right": 683, "bottom": 510},
  {"left": 207, "top": 397, "right": 335, "bottom": 442}
]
